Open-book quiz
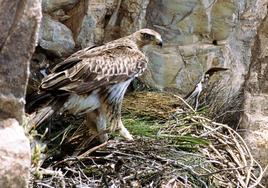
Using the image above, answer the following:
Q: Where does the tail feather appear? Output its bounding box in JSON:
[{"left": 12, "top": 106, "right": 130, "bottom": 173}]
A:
[
  {"left": 27, "top": 95, "right": 68, "bottom": 130},
  {"left": 26, "top": 90, "right": 69, "bottom": 113},
  {"left": 26, "top": 91, "right": 53, "bottom": 113},
  {"left": 28, "top": 106, "right": 55, "bottom": 129}
]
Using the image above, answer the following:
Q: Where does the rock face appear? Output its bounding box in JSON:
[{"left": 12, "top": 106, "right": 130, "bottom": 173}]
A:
[
  {"left": 241, "top": 12, "right": 268, "bottom": 184},
  {"left": 42, "top": 0, "right": 78, "bottom": 13},
  {"left": 73, "top": 0, "right": 118, "bottom": 48},
  {"left": 0, "top": 0, "right": 42, "bottom": 187},
  {"left": 143, "top": 1, "right": 267, "bottom": 115},
  {"left": 0, "top": 119, "right": 31, "bottom": 188},
  {"left": 39, "top": 15, "right": 75, "bottom": 57}
]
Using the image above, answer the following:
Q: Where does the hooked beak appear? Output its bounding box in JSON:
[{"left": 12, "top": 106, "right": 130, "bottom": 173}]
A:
[
  {"left": 155, "top": 36, "right": 163, "bottom": 47},
  {"left": 157, "top": 41, "right": 163, "bottom": 47}
]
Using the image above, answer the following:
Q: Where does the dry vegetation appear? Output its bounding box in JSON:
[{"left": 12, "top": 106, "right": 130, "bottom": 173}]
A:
[{"left": 25, "top": 91, "right": 266, "bottom": 188}]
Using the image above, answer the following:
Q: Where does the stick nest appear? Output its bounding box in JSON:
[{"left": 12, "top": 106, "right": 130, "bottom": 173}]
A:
[{"left": 27, "top": 91, "right": 266, "bottom": 188}]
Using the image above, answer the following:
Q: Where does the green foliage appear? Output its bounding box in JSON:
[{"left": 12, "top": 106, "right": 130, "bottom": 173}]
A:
[
  {"left": 122, "top": 114, "right": 210, "bottom": 152},
  {"left": 123, "top": 115, "right": 160, "bottom": 137}
]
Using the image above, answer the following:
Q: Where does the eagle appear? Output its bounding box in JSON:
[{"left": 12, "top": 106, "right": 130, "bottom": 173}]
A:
[{"left": 27, "top": 28, "right": 163, "bottom": 142}]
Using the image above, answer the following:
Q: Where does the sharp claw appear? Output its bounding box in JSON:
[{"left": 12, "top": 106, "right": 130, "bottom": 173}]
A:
[
  {"left": 124, "top": 134, "right": 134, "bottom": 141},
  {"left": 119, "top": 127, "right": 134, "bottom": 141}
]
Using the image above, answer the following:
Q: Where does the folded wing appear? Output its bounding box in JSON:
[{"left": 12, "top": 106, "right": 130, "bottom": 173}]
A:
[{"left": 40, "top": 44, "right": 148, "bottom": 95}]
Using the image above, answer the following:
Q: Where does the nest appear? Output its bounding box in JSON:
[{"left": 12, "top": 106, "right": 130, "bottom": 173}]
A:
[
  {"left": 123, "top": 91, "right": 181, "bottom": 121},
  {"left": 28, "top": 91, "right": 266, "bottom": 187}
]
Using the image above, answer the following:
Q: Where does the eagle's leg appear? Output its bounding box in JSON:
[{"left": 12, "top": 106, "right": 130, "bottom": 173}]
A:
[
  {"left": 106, "top": 99, "right": 133, "bottom": 140},
  {"left": 104, "top": 85, "right": 134, "bottom": 140},
  {"left": 110, "top": 115, "right": 133, "bottom": 141},
  {"left": 86, "top": 110, "right": 108, "bottom": 143}
]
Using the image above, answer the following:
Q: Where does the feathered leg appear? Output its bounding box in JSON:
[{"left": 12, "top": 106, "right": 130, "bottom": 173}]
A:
[
  {"left": 86, "top": 110, "right": 108, "bottom": 143},
  {"left": 109, "top": 103, "right": 133, "bottom": 141}
]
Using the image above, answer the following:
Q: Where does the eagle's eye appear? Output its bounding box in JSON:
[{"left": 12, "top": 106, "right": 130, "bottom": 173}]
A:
[{"left": 142, "top": 33, "right": 153, "bottom": 40}]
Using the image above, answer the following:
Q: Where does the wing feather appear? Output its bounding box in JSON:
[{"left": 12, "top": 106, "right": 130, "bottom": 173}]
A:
[
  {"left": 40, "top": 42, "right": 147, "bottom": 95},
  {"left": 52, "top": 45, "right": 98, "bottom": 72}
]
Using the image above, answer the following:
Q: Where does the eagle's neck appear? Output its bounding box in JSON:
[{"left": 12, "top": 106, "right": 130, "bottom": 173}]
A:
[
  {"left": 124, "top": 35, "right": 146, "bottom": 50},
  {"left": 106, "top": 35, "right": 145, "bottom": 50}
]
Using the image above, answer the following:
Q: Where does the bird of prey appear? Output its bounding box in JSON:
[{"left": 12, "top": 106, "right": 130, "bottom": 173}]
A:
[
  {"left": 184, "top": 67, "right": 229, "bottom": 110},
  {"left": 27, "top": 28, "right": 163, "bottom": 142}
]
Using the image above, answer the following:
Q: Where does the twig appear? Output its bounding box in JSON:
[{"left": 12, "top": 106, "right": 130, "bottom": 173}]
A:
[
  {"left": 37, "top": 183, "right": 54, "bottom": 188},
  {"left": 172, "top": 94, "right": 196, "bottom": 113},
  {"left": 248, "top": 162, "right": 267, "bottom": 188},
  {"left": 78, "top": 141, "right": 108, "bottom": 159}
]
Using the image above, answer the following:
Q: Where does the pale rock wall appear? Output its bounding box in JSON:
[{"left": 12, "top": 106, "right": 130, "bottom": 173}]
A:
[
  {"left": 42, "top": 0, "right": 78, "bottom": 13},
  {"left": 0, "top": 0, "right": 42, "bottom": 187},
  {"left": 39, "top": 15, "right": 75, "bottom": 57},
  {"left": 241, "top": 12, "right": 268, "bottom": 184}
]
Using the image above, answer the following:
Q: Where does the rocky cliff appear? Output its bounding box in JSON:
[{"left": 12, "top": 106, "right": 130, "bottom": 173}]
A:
[
  {"left": 33, "top": 0, "right": 268, "bottom": 184},
  {"left": 0, "top": 0, "right": 42, "bottom": 187},
  {"left": 241, "top": 10, "right": 268, "bottom": 185}
]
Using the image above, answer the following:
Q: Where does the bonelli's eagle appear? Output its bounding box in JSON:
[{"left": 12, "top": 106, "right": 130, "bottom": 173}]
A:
[{"left": 28, "top": 29, "right": 163, "bottom": 142}]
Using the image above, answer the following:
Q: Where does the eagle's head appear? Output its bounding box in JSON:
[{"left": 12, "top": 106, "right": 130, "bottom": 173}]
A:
[{"left": 132, "top": 28, "right": 163, "bottom": 48}]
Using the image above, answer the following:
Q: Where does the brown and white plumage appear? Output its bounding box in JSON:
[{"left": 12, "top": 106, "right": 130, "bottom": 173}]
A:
[{"left": 28, "top": 28, "right": 163, "bottom": 142}]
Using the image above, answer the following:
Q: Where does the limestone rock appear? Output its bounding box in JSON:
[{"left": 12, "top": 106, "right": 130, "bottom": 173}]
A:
[
  {"left": 76, "top": 1, "right": 111, "bottom": 48},
  {"left": 38, "top": 15, "right": 75, "bottom": 56},
  {"left": 241, "top": 11, "right": 268, "bottom": 184},
  {"left": 42, "top": 0, "right": 79, "bottom": 13},
  {"left": 0, "top": 0, "right": 42, "bottom": 187},
  {"left": 77, "top": 15, "right": 105, "bottom": 48},
  {"left": 0, "top": 119, "right": 31, "bottom": 188},
  {"left": 142, "top": 44, "right": 224, "bottom": 95},
  {"left": 0, "top": 0, "right": 42, "bottom": 122},
  {"left": 146, "top": 0, "right": 208, "bottom": 45},
  {"left": 143, "top": 0, "right": 236, "bottom": 95},
  {"left": 50, "top": 9, "right": 71, "bottom": 22},
  {"left": 119, "top": 0, "right": 150, "bottom": 36},
  {"left": 62, "top": 0, "right": 118, "bottom": 48}
]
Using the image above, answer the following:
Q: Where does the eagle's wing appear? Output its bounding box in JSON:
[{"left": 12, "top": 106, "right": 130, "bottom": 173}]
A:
[
  {"left": 51, "top": 41, "right": 127, "bottom": 72},
  {"left": 40, "top": 44, "right": 147, "bottom": 95},
  {"left": 52, "top": 45, "right": 98, "bottom": 72}
]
